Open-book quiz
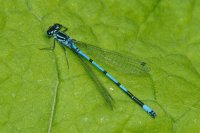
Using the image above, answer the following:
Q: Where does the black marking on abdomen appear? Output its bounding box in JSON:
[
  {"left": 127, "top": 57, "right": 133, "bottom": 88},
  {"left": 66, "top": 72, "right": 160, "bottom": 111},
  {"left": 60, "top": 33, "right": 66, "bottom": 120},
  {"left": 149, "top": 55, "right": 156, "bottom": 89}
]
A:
[
  {"left": 103, "top": 70, "right": 107, "bottom": 74},
  {"left": 127, "top": 91, "right": 144, "bottom": 107},
  {"left": 116, "top": 82, "right": 121, "bottom": 86},
  {"left": 89, "top": 59, "right": 93, "bottom": 63}
]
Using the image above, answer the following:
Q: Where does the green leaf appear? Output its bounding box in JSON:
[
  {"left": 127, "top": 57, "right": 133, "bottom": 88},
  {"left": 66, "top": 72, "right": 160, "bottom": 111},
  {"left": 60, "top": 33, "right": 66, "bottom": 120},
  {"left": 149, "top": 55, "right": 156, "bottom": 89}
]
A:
[{"left": 0, "top": 0, "right": 200, "bottom": 133}]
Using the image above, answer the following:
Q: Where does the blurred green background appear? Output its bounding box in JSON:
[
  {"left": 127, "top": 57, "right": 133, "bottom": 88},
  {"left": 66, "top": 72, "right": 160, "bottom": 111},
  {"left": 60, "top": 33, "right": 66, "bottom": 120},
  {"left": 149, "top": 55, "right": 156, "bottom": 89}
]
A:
[{"left": 0, "top": 0, "right": 200, "bottom": 133}]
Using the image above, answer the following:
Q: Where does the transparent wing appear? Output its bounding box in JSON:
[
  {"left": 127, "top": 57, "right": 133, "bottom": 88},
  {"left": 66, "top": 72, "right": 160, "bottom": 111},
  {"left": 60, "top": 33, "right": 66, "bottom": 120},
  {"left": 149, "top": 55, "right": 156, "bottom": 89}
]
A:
[
  {"left": 77, "top": 54, "right": 114, "bottom": 109},
  {"left": 74, "top": 40, "right": 150, "bottom": 75}
]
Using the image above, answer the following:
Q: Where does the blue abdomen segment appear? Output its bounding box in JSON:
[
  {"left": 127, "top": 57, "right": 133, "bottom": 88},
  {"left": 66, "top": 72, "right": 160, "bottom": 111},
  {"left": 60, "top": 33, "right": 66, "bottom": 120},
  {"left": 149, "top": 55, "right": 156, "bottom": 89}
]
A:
[
  {"left": 92, "top": 61, "right": 104, "bottom": 72},
  {"left": 79, "top": 51, "right": 90, "bottom": 60},
  {"left": 105, "top": 73, "right": 118, "bottom": 85},
  {"left": 143, "top": 105, "right": 156, "bottom": 118}
]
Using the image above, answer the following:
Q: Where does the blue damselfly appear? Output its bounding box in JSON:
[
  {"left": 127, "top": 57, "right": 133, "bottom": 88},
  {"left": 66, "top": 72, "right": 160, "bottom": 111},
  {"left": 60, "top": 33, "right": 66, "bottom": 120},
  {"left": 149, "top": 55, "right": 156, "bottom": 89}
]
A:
[{"left": 44, "top": 23, "right": 156, "bottom": 118}]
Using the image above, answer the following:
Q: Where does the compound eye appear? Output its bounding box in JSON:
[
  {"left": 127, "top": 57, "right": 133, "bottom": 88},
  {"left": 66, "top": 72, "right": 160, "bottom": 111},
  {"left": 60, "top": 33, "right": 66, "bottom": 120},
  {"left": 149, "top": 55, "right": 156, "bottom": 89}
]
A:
[
  {"left": 47, "top": 30, "right": 52, "bottom": 35},
  {"left": 54, "top": 23, "right": 61, "bottom": 30}
]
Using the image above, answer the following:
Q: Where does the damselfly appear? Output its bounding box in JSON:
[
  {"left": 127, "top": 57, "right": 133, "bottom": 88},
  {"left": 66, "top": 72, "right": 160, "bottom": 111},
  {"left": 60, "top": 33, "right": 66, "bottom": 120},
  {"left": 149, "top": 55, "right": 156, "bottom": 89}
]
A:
[{"left": 44, "top": 23, "right": 156, "bottom": 118}]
